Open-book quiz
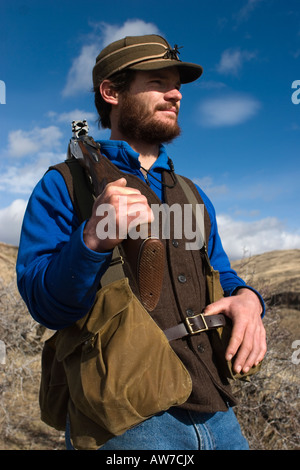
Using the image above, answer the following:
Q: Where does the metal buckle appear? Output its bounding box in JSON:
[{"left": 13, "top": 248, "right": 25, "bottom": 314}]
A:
[
  {"left": 110, "top": 255, "right": 124, "bottom": 266},
  {"left": 185, "top": 313, "right": 208, "bottom": 335}
]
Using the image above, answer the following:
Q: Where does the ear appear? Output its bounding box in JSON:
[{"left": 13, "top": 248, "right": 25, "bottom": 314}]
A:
[{"left": 99, "top": 80, "right": 119, "bottom": 105}]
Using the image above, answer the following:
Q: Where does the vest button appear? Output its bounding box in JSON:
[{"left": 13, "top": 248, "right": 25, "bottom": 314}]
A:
[
  {"left": 172, "top": 239, "right": 179, "bottom": 248},
  {"left": 197, "top": 343, "right": 205, "bottom": 353},
  {"left": 178, "top": 274, "right": 187, "bottom": 283},
  {"left": 186, "top": 309, "right": 194, "bottom": 317}
]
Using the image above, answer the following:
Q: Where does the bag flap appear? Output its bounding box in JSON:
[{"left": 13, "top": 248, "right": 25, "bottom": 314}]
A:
[{"left": 55, "top": 278, "right": 133, "bottom": 361}]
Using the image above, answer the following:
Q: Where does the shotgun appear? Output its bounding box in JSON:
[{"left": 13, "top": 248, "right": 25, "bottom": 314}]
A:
[{"left": 67, "top": 120, "right": 165, "bottom": 311}]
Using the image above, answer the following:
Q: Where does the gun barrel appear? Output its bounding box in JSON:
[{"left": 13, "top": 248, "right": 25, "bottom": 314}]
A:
[{"left": 68, "top": 121, "right": 165, "bottom": 311}]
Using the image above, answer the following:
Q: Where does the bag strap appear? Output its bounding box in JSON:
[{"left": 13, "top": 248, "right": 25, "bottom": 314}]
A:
[
  {"left": 49, "top": 159, "right": 95, "bottom": 223},
  {"left": 176, "top": 175, "right": 219, "bottom": 297},
  {"left": 100, "top": 246, "right": 125, "bottom": 286},
  {"left": 176, "top": 174, "right": 206, "bottom": 248}
]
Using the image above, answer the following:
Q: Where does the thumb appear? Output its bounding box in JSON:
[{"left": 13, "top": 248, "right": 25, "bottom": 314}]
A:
[
  {"left": 111, "top": 177, "right": 127, "bottom": 187},
  {"left": 203, "top": 298, "right": 227, "bottom": 316},
  {"left": 97, "top": 177, "right": 127, "bottom": 197}
]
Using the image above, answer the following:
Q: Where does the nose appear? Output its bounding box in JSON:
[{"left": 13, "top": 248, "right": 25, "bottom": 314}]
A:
[{"left": 164, "top": 87, "right": 182, "bottom": 104}]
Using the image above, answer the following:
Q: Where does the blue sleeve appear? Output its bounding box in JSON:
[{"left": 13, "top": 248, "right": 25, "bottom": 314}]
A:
[
  {"left": 194, "top": 184, "right": 265, "bottom": 315},
  {"left": 16, "top": 169, "right": 113, "bottom": 330}
]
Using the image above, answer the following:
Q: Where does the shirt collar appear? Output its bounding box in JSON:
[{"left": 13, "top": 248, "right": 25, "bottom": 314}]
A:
[{"left": 97, "top": 140, "right": 171, "bottom": 174}]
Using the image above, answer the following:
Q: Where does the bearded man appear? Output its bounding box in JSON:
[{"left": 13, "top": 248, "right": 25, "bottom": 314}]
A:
[{"left": 17, "top": 35, "right": 266, "bottom": 450}]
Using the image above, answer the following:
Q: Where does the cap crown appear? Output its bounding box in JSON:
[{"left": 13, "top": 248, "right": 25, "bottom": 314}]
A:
[{"left": 92, "top": 34, "right": 203, "bottom": 86}]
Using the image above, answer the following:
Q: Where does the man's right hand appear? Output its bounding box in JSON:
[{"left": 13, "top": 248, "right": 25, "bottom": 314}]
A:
[{"left": 83, "top": 178, "right": 154, "bottom": 252}]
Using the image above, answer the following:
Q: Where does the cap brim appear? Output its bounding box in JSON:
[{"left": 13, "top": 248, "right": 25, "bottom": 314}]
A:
[{"left": 129, "top": 59, "right": 203, "bottom": 84}]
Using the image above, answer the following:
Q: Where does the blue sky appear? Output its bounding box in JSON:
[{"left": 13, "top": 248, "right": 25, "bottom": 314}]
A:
[{"left": 0, "top": 0, "right": 299, "bottom": 259}]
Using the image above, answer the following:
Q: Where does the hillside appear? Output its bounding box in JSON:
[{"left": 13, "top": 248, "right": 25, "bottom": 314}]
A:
[
  {"left": 0, "top": 243, "right": 299, "bottom": 450},
  {"left": 0, "top": 242, "right": 18, "bottom": 285},
  {"left": 232, "top": 249, "right": 300, "bottom": 295},
  {"left": 232, "top": 249, "right": 300, "bottom": 340}
]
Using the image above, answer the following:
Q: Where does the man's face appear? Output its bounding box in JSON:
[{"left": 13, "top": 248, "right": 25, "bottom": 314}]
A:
[{"left": 117, "top": 68, "right": 182, "bottom": 145}]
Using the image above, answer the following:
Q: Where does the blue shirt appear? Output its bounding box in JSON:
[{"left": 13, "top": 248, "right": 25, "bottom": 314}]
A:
[{"left": 16, "top": 140, "right": 264, "bottom": 329}]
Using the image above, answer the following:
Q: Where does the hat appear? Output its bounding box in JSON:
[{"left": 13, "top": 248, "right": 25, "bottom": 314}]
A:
[{"left": 92, "top": 34, "right": 203, "bottom": 87}]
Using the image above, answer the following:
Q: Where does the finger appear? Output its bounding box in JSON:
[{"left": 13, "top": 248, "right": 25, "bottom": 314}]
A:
[
  {"left": 203, "top": 298, "right": 229, "bottom": 315},
  {"left": 242, "top": 320, "right": 267, "bottom": 369},
  {"left": 224, "top": 311, "right": 255, "bottom": 361},
  {"left": 97, "top": 177, "right": 127, "bottom": 195},
  {"left": 239, "top": 331, "right": 261, "bottom": 373},
  {"left": 254, "top": 324, "right": 267, "bottom": 365},
  {"left": 127, "top": 201, "right": 153, "bottom": 219},
  {"left": 230, "top": 323, "right": 256, "bottom": 373},
  {"left": 127, "top": 210, "right": 154, "bottom": 236},
  {"left": 102, "top": 177, "right": 146, "bottom": 198},
  {"left": 108, "top": 177, "right": 127, "bottom": 188},
  {"left": 237, "top": 327, "right": 266, "bottom": 374},
  {"left": 98, "top": 186, "right": 145, "bottom": 211},
  {"left": 117, "top": 195, "right": 153, "bottom": 224},
  {"left": 225, "top": 322, "right": 246, "bottom": 364}
]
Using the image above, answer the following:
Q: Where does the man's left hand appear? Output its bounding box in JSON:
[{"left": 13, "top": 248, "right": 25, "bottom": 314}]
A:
[{"left": 203, "top": 288, "right": 267, "bottom": 374}]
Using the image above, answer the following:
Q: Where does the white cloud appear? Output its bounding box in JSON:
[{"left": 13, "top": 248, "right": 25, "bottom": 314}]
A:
[
  {"left": 198, "top": 80, "right": 227, "bottom": 90},
  {"left": 193, "top": 176, "right": 228, "bottom": 198},
  {"left": 99, "top": 19, "right": 160, "bottom": 47},
  {"left": 198, "top": 94, "right": 261, "bottom": 127},
  {"left": 0, "top": 200, "right": 28, "bottom": 246},
  {"left": 62, "top": 44, "right": 99, "bottom": 97},
  {"left": 8, "top": 126, "right": 63, "bottom": 158},
  {"left": 0, "top": 152, "right": 66, "bottom": 195},
  {"left": 216, "top": 48, "right": 256, "bottom": 76},
  {"left": 1, "top": 125, "right": 66, "bottom": 195},
  {"left": 62, "top": 19, "right": 161, "bottom": 97},
  {"left": 217, "top": 214, "right": 300, "bottom": 260},
  {"left": 47, "top": 109, "right": 109, "bottom": 140},
  {"left": 235, "top": 0, "right": 264, "bottom": 24},
  {"left": 47, "top": 109, "right": 97, "bottom": 124},
  {"left": 7, "top": 130, "right": 39, "bottom": 157}
]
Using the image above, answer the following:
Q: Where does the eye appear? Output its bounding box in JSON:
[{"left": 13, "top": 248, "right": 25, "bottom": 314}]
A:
[{"left": 150, "top": 79, "right": 162, "bottom": 86}]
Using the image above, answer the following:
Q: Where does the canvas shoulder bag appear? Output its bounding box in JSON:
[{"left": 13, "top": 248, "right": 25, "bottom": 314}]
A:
[{"left": 39, "top": 162, "right": 192, "bottom": 450}]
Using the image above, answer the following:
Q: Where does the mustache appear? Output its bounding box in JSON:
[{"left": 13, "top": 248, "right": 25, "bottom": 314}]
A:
[{"left": 155, "top": 104, "right": 179, "bottom": 115}]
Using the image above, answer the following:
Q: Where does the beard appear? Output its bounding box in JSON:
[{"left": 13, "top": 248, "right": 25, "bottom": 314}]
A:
[{"left": 117, "top": 91, "right": 181, "bottom": 145}]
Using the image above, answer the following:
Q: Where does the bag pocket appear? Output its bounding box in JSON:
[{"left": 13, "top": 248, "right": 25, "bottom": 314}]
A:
[
  {"left": 206, "top": 265, "right": 262, "bottom": 381},
  {"left": 55, "top": 278, "right": 192, "bottom": 449}
]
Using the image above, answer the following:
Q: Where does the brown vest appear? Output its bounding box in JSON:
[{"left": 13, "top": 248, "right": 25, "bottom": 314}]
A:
[{"left": 51, "top": 156, "right": 236, "bottom": 413}]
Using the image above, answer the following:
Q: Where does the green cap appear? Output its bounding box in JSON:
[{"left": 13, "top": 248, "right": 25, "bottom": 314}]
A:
[{"left": 92, "top": 34, "right": 203, "bottom": 87}]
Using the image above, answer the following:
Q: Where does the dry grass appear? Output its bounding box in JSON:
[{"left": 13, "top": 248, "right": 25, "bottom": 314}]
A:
[
  {"left": 233, "top": 303, "right": 299, "bottom": 450},
  {"left": 0, "top": 275, "right": 65, "bottom": 450},
  {"left": 231, "top": 252, "right": 300, "bottom": 450},
  {"left": 0, "top": 243, "right": 299, "bottom": 450}
]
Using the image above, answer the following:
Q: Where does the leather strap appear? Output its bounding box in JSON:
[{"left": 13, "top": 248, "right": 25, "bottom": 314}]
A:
[
  {"left": 176, "top": 174, "right": 206, "bottom": 247},
  {"left": 164, "top": 313, "right": 226, "bottom": 341}
]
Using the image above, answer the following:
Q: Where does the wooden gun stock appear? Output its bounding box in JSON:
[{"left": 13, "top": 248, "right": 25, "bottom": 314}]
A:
[{"left": 68, "top": 121, "right": 164, "bottom": 311}]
